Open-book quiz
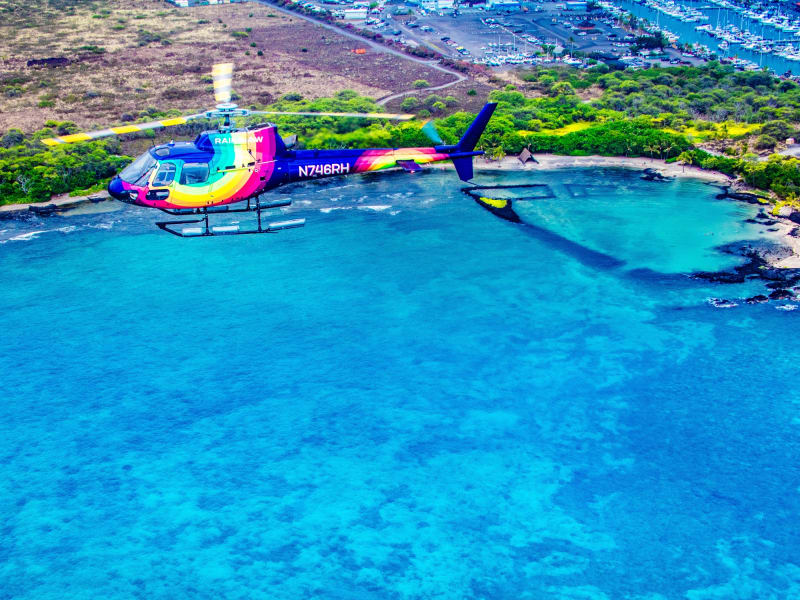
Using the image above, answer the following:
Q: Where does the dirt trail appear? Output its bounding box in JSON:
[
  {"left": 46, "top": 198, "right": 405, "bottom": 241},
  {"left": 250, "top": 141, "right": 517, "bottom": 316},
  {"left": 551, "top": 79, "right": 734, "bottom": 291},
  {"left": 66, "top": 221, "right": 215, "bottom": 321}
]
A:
[{"left": 255, "top": 0, "right": 467, "bottom": 105}]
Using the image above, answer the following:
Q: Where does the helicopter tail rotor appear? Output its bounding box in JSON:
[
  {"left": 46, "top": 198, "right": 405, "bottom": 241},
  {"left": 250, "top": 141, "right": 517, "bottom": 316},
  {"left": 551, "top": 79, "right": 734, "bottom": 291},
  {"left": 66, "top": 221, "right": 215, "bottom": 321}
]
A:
[{"left": 421, "top": 120, "right": 444, "bottom": 145}]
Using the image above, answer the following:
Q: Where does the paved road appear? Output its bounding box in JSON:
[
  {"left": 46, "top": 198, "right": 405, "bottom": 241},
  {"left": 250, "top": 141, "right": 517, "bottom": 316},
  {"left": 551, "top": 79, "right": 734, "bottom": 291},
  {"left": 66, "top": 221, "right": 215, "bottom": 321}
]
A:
[{"left": 255, "top": 0, "right": 466, "bottom": 106}]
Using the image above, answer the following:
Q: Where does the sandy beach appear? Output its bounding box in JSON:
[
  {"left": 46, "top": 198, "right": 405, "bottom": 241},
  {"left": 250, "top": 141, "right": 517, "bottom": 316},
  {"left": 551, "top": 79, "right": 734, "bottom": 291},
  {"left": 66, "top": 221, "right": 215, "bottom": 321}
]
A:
[{"left": 472, "top": 153, "right": 733, "bottom": 185}]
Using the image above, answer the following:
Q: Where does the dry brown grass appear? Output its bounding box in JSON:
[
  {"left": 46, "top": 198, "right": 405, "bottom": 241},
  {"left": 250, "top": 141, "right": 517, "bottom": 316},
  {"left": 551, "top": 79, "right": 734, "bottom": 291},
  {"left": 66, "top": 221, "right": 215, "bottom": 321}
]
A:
[
  {"left": 576, "top": 85, "right": 603, "bottom": 102},
  {"left": 0, "top": 0, "right": 461, "bottom": 133}
]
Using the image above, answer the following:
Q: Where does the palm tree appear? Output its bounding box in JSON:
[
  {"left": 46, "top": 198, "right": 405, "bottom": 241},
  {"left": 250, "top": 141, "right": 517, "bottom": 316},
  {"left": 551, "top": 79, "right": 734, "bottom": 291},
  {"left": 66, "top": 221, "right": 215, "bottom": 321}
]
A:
[
  {"left": 677, "top": 151, "right": 694, "bottom": 172},
  {"left": 490, "top": 146, "right": 506, "bottom": 162}
]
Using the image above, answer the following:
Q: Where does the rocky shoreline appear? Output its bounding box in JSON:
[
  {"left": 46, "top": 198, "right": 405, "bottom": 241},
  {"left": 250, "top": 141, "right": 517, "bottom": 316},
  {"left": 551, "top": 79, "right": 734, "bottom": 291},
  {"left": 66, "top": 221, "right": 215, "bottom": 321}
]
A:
[
  {"left": 694, "top": 239, "right": 800, "bottom": 305},
  {"left": 0, "top": 192, "right": 109, "bottom": 218}
]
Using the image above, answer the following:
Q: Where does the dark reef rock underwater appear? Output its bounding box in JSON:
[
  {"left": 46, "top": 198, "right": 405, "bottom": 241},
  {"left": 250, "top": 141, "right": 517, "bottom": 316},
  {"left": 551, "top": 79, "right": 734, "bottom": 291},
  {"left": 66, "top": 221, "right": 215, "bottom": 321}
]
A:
[{"left": 641, "top": 168, "right": 670, "bottom": 182}]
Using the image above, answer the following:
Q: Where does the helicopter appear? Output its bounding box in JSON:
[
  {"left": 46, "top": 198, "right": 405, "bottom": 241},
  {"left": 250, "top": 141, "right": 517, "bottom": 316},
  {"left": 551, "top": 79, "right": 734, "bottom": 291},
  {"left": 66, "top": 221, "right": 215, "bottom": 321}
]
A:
[{"left": 43, "top": 64, "right": 497, "bottom": 237}]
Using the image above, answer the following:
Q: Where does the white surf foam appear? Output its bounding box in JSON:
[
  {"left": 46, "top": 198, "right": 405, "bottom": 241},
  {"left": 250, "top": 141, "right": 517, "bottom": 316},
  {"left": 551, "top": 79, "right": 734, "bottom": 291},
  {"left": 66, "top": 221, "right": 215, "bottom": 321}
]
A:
[{"left": 8, "top": 230, "right": 49, "bottom": 242}]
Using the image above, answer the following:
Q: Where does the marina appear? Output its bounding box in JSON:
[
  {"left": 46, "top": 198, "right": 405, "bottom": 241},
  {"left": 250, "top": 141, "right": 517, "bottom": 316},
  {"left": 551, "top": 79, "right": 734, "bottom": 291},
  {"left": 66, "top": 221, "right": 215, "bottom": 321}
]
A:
[{"left": 616, "top": 0, "right": 800, "bottom": 75}]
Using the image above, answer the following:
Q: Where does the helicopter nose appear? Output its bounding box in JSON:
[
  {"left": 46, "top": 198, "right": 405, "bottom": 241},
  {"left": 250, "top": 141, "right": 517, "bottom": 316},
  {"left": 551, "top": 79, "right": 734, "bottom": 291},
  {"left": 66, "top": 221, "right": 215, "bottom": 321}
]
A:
[{"left": 108, "top": 177, "right": 128, "bottom": 202}]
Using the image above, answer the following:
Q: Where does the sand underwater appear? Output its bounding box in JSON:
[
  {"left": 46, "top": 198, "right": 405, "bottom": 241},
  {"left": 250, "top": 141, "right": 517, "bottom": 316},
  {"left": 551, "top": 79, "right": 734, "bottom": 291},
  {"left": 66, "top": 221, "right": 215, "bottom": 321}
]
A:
[{"left": 1, "top": 167, "right": 799, "bottom": 599}]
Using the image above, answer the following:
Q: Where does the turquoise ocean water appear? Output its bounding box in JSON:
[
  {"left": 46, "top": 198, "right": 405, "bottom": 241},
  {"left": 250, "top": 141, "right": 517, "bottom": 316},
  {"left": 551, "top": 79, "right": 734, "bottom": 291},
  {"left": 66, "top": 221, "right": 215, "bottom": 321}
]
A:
[{"left": 1, "top": 167, "right": 799, "bottom": 599}]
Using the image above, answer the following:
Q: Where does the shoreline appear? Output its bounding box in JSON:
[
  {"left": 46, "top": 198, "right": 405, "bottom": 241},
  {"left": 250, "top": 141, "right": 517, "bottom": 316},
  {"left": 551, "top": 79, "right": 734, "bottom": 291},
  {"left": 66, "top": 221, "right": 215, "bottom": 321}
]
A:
[
  {"left": 472, "top": 153, "right": 733, "bottom": 184},
  {"left": 0, "top": 192, "right": 109, "bottom": 218},
  {"left": 4, "top": 154, "right": 800, "bottom": 271}
]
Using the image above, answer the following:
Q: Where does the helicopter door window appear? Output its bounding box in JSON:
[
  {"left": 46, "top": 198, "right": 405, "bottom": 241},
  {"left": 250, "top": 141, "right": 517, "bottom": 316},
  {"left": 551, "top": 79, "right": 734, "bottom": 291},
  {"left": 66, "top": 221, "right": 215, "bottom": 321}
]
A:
[
  {"left": 180, "top": 163, "right": 210, "bottom": 185},
  {"left": 151, "top": 162, "right": 176, "bottom": 187}
]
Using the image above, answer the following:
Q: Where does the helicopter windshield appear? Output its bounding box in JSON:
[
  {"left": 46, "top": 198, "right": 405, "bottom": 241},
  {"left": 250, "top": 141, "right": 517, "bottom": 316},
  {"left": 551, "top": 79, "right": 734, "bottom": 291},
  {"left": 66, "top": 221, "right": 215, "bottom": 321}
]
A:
[{"left": 119, "top": 153, "right": 157, "bottom": 184}]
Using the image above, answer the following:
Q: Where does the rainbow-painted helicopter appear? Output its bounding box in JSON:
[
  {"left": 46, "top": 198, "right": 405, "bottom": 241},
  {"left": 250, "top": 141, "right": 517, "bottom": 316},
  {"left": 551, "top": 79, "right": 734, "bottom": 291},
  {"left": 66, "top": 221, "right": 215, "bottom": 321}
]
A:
[{"left": 43, "top": 64, "right": 496, "bottom": 237}]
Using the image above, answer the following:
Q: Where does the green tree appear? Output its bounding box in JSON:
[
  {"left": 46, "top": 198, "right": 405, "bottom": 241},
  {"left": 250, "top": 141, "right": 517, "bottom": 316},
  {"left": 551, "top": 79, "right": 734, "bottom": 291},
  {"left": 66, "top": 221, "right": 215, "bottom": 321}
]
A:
[
  {"left": 400, "top": 96, "right": 419, "bottom": 111},
  {"left": 755, "top": 134, "right": 777, "bottom": 150},
  {"left": 490, "top": 146, "right": 506, "bottom": 161}
]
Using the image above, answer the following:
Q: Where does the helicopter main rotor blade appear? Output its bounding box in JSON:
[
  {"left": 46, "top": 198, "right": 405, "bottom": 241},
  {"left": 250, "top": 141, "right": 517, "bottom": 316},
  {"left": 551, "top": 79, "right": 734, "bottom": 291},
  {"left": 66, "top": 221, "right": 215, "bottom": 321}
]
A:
[
  {"left": 212, "top": 62, "right": 234, "bottom": 105},
  {"left": 249, "top": 110, "right": 415, "bottom": 120},
  {"left": 41, "top": 113, "right": 208, "bottom": 146}
]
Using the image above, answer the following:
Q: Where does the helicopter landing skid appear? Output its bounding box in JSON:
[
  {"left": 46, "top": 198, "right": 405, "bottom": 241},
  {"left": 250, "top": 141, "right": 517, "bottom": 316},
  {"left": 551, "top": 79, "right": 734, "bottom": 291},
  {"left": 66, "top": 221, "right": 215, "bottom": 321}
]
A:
[{"left": 155, "top": 199, "right": 305, "bottom": 238}]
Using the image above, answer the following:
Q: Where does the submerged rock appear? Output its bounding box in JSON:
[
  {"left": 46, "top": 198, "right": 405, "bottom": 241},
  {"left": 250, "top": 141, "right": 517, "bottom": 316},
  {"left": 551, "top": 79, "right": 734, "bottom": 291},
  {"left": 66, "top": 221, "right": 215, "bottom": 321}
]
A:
[
  {"left": 745, "top": 295, "right": 769, "bottom": 304},
  {"left": 694, "top": 271, "right": 746, "bottom": 284},
  {"left": 708, "top": 297, "right": 738, "bottom": 308},
  {"left": 769, "top": 289, "right": 794, "bottom": 300}
]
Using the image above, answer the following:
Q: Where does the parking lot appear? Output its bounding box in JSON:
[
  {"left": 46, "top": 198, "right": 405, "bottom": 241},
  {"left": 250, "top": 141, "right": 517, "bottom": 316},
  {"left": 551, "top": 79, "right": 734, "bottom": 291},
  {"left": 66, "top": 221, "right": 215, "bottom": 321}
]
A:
[
  {"left": 293, "top": 0, "right": 692, "bottom": 69},
  {"left": 383, "top": 5, "right": 625, "bottom": 65}
]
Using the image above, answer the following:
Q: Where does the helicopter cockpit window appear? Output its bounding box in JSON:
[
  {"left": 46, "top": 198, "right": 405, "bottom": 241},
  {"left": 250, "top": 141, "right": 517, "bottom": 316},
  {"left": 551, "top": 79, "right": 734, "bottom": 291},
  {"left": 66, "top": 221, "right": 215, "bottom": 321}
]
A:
[
  {"left": 119, "top": 153, "right": 157, "bottom": 184},
  {"left": 152, "top": 162, "right": 176, "bottom": 187},
  {"left": 180, "top": 163, "right": 210, "bottom": 185}
]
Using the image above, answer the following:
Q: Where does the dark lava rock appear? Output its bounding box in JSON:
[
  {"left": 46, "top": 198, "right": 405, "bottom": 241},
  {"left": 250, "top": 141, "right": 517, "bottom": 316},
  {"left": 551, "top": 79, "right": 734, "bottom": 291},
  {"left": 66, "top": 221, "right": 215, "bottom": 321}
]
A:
[
  {"left": 745, "top": 218, "right": 759, "bottom": 224},
  {"left": 762, "top": 268, "right": 789, "bottom": 281},
  {"left": 746, "top": 295, "right": 770, "bottom": 304},
  {"left": 694, "top": 242, "right": 798, "bottom": 287},
  {"left": 723, "top": 191, "right": 761, "bottom": 203},
  {"left": 746, "top": 242, "right": 794, "bottom": 264},
  {"left": 790, "top": 228, "right": 800, "bottom": 238},
  {"left": 694, "top": 271, "right": 746, "bottom": 284},
  {"left": 28, "top": 204, "right": 57, "bottom": 215},
  {"left": 769, "top": 289, "right": 794, "bottom": 300},
  {"left": 708, "top": 298, "right": 738, "bottom": 308},
  {"left": 27, "top": 56, "right": 70, "bottom": 68},
  {"left": 790, "top": 213, "right": 800, "bottom": 226},
  {"left": 641, "top": 168, "right": 669, "bottom": 182}
]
